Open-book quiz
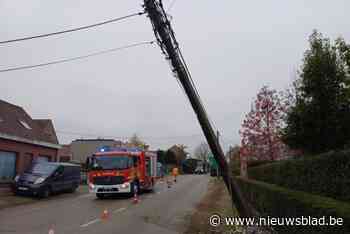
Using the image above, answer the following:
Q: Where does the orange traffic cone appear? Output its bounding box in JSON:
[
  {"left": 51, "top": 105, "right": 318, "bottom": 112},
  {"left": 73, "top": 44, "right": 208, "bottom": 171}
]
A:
[
  {"left": 132, "top": 192, "right": 140, "bottom": 204},
  {"left": 101, "top": 209, "right": 109, "bottom": 220}
]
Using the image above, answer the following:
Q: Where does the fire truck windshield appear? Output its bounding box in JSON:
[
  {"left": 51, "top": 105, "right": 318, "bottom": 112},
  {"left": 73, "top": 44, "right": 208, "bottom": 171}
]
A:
[{"left": 92, "top": 155, "right": 133, "bottom": 170}]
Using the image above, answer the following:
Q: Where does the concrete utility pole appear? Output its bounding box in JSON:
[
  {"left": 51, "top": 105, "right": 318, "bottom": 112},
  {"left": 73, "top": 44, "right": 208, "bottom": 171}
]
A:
[
  {"left": 216, "top": 131, "right": 220, "bottom": 178},
  {"left": 143, "top": 0, "right": 252, "bottom": 217}
]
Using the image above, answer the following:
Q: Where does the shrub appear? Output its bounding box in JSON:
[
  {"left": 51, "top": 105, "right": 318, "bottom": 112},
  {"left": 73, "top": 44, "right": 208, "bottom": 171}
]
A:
[
  {"left": 237, "top": 177, "right": 350, "bottom": 234},
  {"left": 247, "top": 160, "right": 273, "bottom": 168},
  {"left": 230, "top": 160, "right": 272, "bottom": 176},
  {"left": 248, "top": 150, "right": 350, "bottom": 202},
  {"left": 230, "top": 159, "right": 240, "bottom": 176}
]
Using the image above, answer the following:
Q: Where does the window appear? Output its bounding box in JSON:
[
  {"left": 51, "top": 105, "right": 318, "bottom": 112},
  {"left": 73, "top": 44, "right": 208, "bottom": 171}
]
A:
[
  {"left": 36, "top": 155, "right": 51, "bottom": 162},
  {"left": 93, "top": 156, "right": 133, "bottom": 170},
  {"left": 56, "top": 166, "right": 64, "bottom": 175},
  {"left": 19, "top": 120, "right": 32, "bottom": 130},
  {"left": 0, "top": 151, "right": 17, "bottom": 182},
  {"left": 27, "top": 163, "right": 58, "bottom": 175}
]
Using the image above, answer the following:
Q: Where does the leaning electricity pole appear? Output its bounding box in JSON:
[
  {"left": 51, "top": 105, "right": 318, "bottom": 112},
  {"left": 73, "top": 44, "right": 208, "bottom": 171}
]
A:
[{"left": 143, "top": 0, "right": 252, "bottom": 217}]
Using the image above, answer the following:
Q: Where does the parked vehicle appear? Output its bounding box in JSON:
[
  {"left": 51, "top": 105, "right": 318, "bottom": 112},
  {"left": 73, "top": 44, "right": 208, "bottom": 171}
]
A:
[
  {"left": 86, "top": 147, "right": 158, "bottom": 199},
  {"left": 194, "top": 167, "right": 204, "bottom": 174},
  {"left": 14, "top": 162, "right": 81, "bottom": 198}
]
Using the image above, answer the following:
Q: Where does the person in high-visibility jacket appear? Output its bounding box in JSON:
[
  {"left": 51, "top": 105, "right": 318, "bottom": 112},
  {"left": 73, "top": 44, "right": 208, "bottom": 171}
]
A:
[{"left": 172, "top": 167, "right": 179, "bottom": 183}]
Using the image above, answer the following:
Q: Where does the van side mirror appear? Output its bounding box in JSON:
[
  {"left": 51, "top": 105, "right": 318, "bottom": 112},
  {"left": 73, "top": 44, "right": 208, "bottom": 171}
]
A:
[{"left": 54, "top": 166, "right": 64, "bottom": 178}]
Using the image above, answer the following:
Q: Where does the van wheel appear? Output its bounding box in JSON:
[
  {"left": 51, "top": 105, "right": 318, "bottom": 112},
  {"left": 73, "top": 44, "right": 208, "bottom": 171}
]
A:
[
  {"left": 96, "top": 193, "right": 105, "bottom": 199},
  {"left": 40, "top": 187, "right": 51, "bottom": 199},
  {"left": 68, "top": 185, "right": 77, "bottom": 193}
]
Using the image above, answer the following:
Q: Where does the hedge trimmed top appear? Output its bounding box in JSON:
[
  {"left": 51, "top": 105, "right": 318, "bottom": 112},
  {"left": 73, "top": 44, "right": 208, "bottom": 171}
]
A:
[{"left": 248, "top": 150, "right": 350, "bottom": 202}]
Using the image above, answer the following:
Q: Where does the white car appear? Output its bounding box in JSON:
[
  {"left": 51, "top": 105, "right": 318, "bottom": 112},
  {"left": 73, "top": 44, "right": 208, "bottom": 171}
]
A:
[{"left": 194, "top": 167, "right": 204, "bottom": 174}]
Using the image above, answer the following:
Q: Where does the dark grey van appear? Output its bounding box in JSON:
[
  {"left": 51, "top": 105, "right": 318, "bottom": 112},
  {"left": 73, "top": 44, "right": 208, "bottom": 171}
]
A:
[{"left": 14, "top": 162, "right": 81, "bottom": 198}]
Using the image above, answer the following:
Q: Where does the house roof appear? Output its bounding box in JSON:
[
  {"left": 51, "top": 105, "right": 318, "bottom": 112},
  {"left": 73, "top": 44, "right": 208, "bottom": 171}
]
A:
[
  {"left": 73, "top": 139, "right": 115, "bottom": 142},
  {"left": 0, "top": 99, "right": 59, "bottom": 146},
  {"left": 34, "top": 119, "right": 59, "bottom": 144}
]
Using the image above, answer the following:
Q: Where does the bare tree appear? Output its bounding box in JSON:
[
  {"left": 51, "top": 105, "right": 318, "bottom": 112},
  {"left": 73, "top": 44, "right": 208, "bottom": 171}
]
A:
[
  {"left": 226, "top": 145, "right": 240, "bottom": 162},
  {"left": 194, "top": 142, "right": 210, "bottom": 162},
  {"left": 128, "top": 133, "right": 148, "bottom": 149}
]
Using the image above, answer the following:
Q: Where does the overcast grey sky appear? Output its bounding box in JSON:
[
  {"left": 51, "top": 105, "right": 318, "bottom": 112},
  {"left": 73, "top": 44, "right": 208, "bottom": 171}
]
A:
[{"left": 1, "top": 0, "right": 349, "bottom": 153}]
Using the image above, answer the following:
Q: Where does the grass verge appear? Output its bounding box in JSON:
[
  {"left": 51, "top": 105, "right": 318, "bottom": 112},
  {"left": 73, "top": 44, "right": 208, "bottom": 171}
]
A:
[{"left": 184, "top": 177, "right": 240, "bottom": 234}]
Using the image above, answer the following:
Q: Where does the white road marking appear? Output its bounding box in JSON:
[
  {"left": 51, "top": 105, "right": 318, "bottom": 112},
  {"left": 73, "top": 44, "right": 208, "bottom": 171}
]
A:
[
  {"left": 80, "top": 219, "right": 100, "bottom": 228},
  {"left": 27, "top": 207, "right": 42, "bottom": 212},
  {"left": 80, "top": 207, "right": 126, "bottom": 228},
  {"left": 78, "top": 193, "right": 93, "bottom": 198},
  {"left": 113, "top": 207, "right": 126, "bottom": 213}
]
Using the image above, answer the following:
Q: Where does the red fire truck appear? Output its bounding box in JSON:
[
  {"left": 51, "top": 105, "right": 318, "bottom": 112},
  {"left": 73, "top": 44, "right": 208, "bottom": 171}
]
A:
[{"left": 86, "top": 147, "right": 158, "bottom": 199}]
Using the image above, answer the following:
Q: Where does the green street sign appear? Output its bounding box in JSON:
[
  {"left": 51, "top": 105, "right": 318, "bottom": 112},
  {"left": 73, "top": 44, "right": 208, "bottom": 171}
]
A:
[{"left": 208, "top": 153, "right": 218, "bottom": 169}]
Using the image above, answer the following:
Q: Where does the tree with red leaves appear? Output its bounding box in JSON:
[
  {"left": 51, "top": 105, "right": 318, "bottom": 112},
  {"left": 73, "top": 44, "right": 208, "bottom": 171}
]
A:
[{"left": 240, "top": 86, "right": 288, "bottom": 161}]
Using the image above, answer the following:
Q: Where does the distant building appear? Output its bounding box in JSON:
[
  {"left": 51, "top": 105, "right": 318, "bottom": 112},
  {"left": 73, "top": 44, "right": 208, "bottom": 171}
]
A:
[
  {"left": 70, "top": 139, "right": 124, "bottom": 163},
  {"left": 0, "top": 99, "right": 60, "bottom": 185},
  {"left": 58, "top": 144, "right": 72, "bottom": 162}
]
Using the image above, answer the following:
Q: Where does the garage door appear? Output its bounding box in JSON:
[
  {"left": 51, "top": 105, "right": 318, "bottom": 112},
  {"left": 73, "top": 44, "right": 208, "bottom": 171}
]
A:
[
  {"left": 0, "top": 151, "right": 16, "bottom": 182},
  {"left": 37, "top": 155, "right": 50, "bottom": 162}
]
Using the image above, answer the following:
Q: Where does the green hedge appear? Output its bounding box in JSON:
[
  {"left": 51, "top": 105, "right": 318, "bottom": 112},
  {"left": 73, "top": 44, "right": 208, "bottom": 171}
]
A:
[
  {"left": 247, "top": 160, "right": 273, "bottom": 168},
  {"left": 248, "top": 150, "right": 350, "bottom": 202},
  {"left": 237, "top": 177, "right": 350, "bottom": 234},
  {"left": 230, "top": 160, "right": 240, "bottom": 176},
  {"left": 231, "top": 160, "right": 272, "bottom": 176}
]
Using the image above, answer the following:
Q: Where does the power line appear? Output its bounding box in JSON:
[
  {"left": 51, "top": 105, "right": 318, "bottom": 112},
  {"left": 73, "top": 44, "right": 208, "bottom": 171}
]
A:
[
  {"left": 57, "top": 129, "right": 203, "bottom": 141},
  {"left": 0, "top": 41, "right": 154, "bottom": 73},
  {"left": 56, "top": 130, "right": 125, "bottom": 139},
  {"left": 0, "top": 12, "right": 145, "bottom": 45}
]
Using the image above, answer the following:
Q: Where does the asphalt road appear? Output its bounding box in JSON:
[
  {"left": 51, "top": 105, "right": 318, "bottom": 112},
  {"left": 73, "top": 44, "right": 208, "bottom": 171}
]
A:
[{"left": 0, "top": 175, "right": 210, "bottom": 234}]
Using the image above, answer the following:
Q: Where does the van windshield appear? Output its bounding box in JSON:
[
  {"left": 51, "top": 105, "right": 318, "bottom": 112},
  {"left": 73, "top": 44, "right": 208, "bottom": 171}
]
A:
[
  {"left": 92, "top": 156, "right": 133, "bottom": 170},
  {"left": 27, "top": 163, "right": 58, "bottom": 175}
]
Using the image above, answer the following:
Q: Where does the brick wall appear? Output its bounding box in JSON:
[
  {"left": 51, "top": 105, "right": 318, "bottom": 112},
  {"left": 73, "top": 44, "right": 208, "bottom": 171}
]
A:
[{"left": 0, "top": 138, "right": 58, "bottom": 175}]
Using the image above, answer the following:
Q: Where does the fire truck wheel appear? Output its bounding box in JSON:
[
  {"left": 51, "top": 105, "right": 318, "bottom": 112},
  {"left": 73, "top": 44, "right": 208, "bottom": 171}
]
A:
[
  {"left": 68, "top": 184, "right": 78, "bottom": 193},
  {"left": 96, "top": 193, "right": 105, "bottom": 199}
]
